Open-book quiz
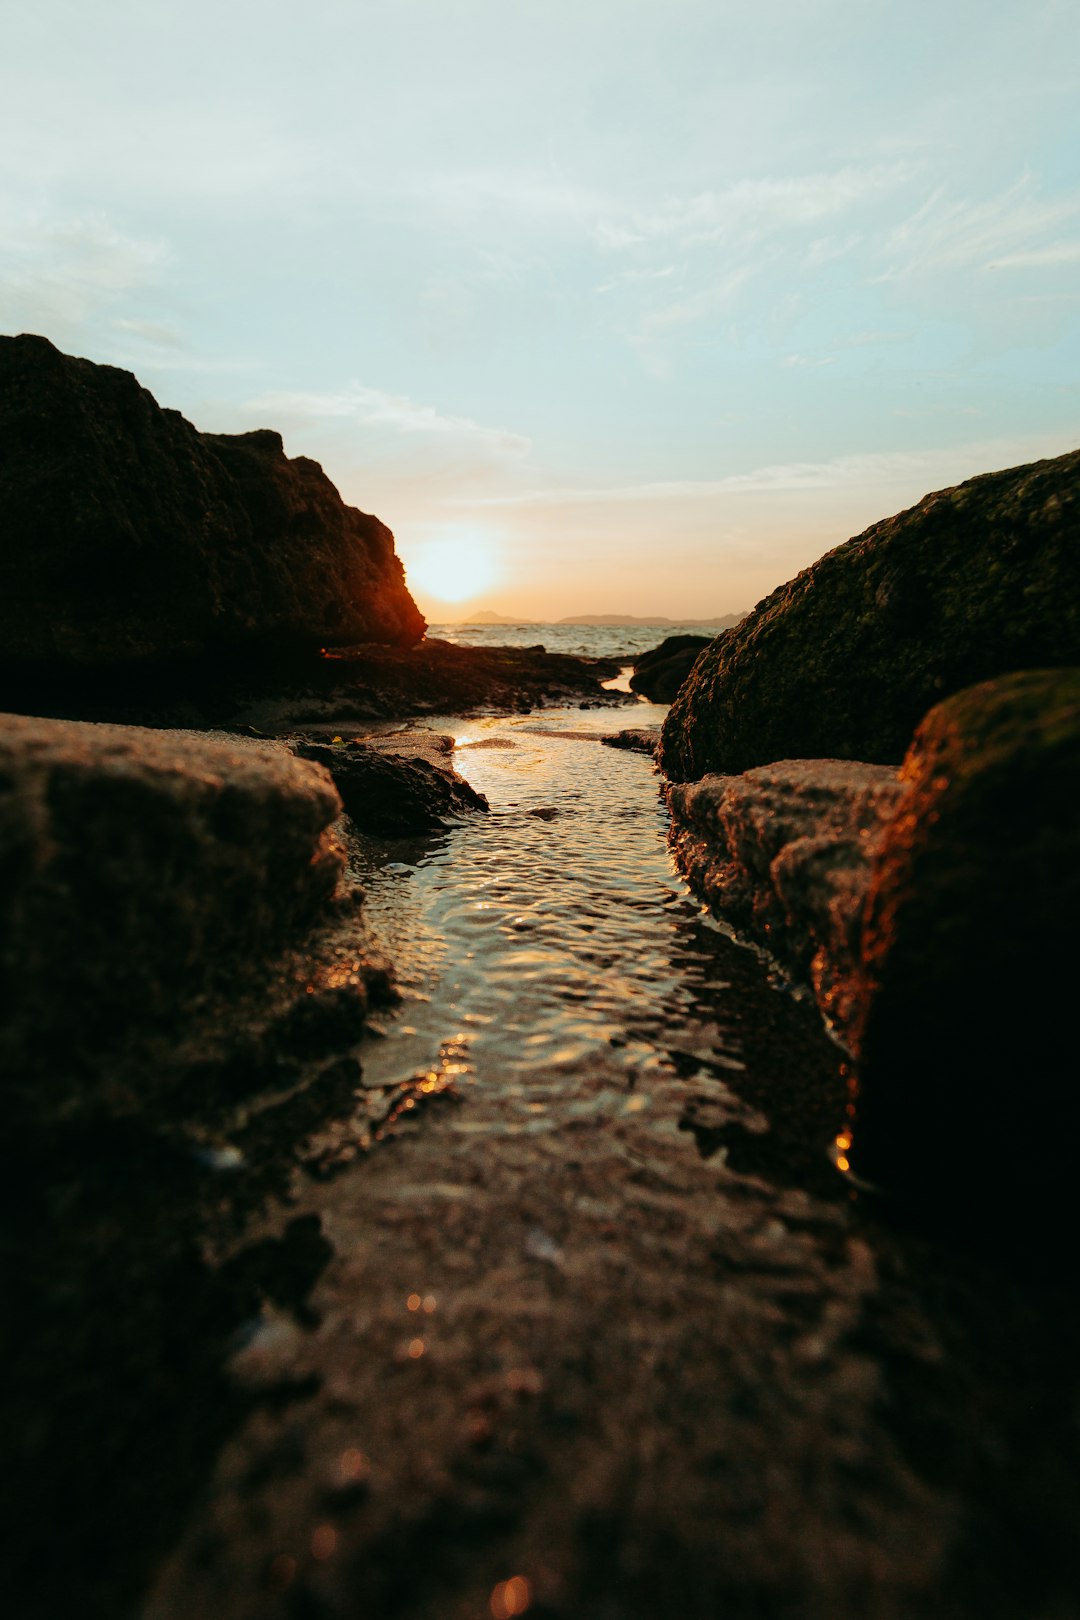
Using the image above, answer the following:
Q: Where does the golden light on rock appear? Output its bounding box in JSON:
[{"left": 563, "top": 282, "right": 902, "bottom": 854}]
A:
[
  {"left": 340, "top": 1448, "right": 368, "bottom": 1483},
  {"left": 311, "top": 1524, "right": 337, "bottom": 1562},
  {"left": 490, "top": 1574, "right": 532, "bottom": 1618},
  {"left": 269, "top": 1554, "right": 296, "bottom": 1590}
]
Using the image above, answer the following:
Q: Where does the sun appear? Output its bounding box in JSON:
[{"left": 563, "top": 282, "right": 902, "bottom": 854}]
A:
[{"left": 402, "top": 527, "right": 502, "bottom": 605}]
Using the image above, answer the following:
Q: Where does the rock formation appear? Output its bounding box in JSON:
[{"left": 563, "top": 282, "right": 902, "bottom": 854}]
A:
[
  {"left": 0, "top": 334, "right": 424, "bottom": 672},
  {"left": 629, "top": 633, "right": 713, "bottom": 701},
  {"left": 667, "top": 759, "right": 904, "bottom": 1038},
  {"left": 660, "top": 447, "right": 1080, "bottom": 781},
  {"left": 292, "top": 731, "right": 489, "bottom": 835},
  {"left": 0, "top": 712, "right": 367, "bottom": 1120},
  {"left": 666, "top": 668, "right": 1080, "bottom": 1212},
  {"left": 849, "top": 667, "right": 1080, "bottom": 1204}
]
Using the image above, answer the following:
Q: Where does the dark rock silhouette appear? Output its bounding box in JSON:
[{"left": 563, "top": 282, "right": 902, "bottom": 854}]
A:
[
  {"left": 849, "top": 667, "right": 1080, "bottom": 1205},
  {"left": 660, "top": 447, "right": 1080, "bottom": 780},
  {"left": 630, "top": 633, "right": 713, "bottom": 701},
  {"left": 0, "top": 334, "right": 424, "bottom": 670},
  {"left": 292, "top": 732, "right": 489, "bottom": 835}
]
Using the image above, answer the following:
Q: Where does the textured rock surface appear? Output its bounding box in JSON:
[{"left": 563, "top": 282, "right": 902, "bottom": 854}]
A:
[
  {"left": 601, "top": 725, "right": 662, "bottom": 755},
  {"left": 292, "top": 733, "right": 489, "bottom": 835},
  {"left": 848, "top": 669, "right": 1080, "bottom": 1203},
  {"left": 0, "top": 712, "right": 347, "bottom": 1112},
  {"left": 660, "top": 447, "right": 1080, "bottom": 781},
  {"left": 668, "top": 759, "right": 903, "bottom": 1036},
  {"left": 0, "top": 334, "right": 423, "bottom": 668},
  {"left": 629, "top": 634, "right": 713, "bottom": 701}
]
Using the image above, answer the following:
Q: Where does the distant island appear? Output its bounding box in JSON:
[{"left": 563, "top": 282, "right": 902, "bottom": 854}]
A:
[
  {"left": 453, "top": 609, "right": 747, "bottom": 627},
  {"left": 557, "top": 613, "right": 746, "bottom": 628}
]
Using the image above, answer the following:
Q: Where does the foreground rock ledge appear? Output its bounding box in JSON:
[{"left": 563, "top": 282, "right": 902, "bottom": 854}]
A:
[
  {"left": 667, "top": 758, "right": 903, "bottom": 1039},
  {"left": 0, "top": 712, "right": 348, "bottom": 1113}
]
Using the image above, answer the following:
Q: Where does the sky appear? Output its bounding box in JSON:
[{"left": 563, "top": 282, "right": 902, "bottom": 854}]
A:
[{"left": 2, "top": 0, "right": 1079, "bottom": 622}]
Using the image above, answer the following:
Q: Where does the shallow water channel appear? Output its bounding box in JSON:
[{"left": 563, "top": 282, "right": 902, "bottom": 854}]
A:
[
  {"left": 352, "top": 705, "right": 770, "bottom": 1142},
  {"left": 143, "top": 709, "right": 1080, "bottom": 1620}
]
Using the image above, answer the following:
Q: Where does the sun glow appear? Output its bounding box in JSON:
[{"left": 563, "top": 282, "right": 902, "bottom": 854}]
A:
[{"left": 402, "top": 527, "right": 502, "bottom": 605}]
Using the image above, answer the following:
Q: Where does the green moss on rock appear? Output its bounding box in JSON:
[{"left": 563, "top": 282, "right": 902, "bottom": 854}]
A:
[{"left": 660, "top": 448, "right": 1080, "bottom": 781}]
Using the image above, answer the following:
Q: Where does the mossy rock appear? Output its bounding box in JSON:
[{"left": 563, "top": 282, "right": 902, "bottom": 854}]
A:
[
  {"left": 659, "top": 448, "right": 1080, "bottom": 781},
  {"left": 846, "top": 668, "right": 1080, "bottom": 1207}
]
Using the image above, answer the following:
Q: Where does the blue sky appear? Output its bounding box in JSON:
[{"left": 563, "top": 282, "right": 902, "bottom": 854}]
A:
[{"left": 3, "top": 0, "right": 1079, "bottom": 619}]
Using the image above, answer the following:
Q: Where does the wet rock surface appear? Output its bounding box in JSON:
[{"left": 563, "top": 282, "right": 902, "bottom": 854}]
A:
[
  {"left": 667, "top": 759, "right": 904, "bottom": 1040},
  {"left": 600, "top": 725, "right": 662, "bottom": 755},
  {"left": 660, "top": 446, "right": 1080, "bottom": 780},
  {"left": 849, "top": 669, "right": 1080, "bottom": 1207},
  {"left": 629, "top": 634, "right": 713, "bottom": 702},
  {"left": 0, "top": 333, "right": 423, "bottom": 670},
  {"left": 292, "top": 734, "right": 489, "bottom": 836}
]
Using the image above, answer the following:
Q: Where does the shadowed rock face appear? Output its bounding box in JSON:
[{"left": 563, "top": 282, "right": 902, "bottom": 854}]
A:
[
  {"left": 0, "top": 712, "right": 347, "bottom": 1116},
  {"left": 849, "top": 667, "right": 1080, "bottom": 1205},
  {"left": 629, "top": 634, "right": 713, "bottom": 702},
  {"left": 660, "top": 447, "right": 1080, "bottom": 781},
  {"left": 667, "top": 758, "right": 904, "bottom": 1039},
  {"left": 292, "top": 734, "right": 489, "bottom": 835},
  {"left": 0, "top": 334, "right": 424, "bottom": 668}
]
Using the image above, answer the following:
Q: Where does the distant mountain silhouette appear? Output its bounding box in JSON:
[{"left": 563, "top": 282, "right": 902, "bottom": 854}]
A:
[
  {"left": 557, "top": 612, "right": 746, "bottom": 628},
  {"left": 456, "top": 609, "right": 530, "bottom": 624},
  {"left": 452, "top": 609, "right": 747, "bottom": 627}
]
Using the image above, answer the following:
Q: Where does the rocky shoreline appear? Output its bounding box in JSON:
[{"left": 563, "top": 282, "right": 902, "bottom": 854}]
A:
[{"left": 3, "top": 336, "right": 1080, "bottom": 1619}]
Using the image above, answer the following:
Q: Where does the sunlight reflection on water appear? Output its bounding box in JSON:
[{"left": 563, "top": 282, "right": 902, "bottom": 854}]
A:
[{"left": 348, "top": 710, "right": 759, "bottom": 1144}]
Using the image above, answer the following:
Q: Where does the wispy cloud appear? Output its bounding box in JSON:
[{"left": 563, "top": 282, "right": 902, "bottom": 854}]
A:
[
  {"left": 0, "top": 206, "right": 165, "bottom": 334},
  {"left": 633, "top": 269, "right": 752, "bottom": 336},
  {"left": 878, "top": 176, "right": 1080, "bottom": 277},
  {"left": 598, "top": 164, "right": 912, "bottom": 252},
  {"left": 594, "top": 265, "right": 677, "bottom": 295},
  {"left": 456, "top": 436, "right": 1080, "bottom": 508},
  {"left": 987, "top": 241, "right": 1080, "bottom": 270},
  {"left": 111, "top": 316, "right": 185, "bottom": 349},
  {"left": 249, "top": 383, "right": 530, "bottom": 459}
]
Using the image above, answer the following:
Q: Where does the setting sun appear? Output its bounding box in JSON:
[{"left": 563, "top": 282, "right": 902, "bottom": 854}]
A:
[{"left": 401, "top": 527, "right": 502, "bottom": 605}]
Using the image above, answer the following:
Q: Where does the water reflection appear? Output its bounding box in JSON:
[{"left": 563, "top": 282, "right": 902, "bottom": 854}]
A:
[{"left": 347, "top": 711, "right": 794, "bottom": 1164}]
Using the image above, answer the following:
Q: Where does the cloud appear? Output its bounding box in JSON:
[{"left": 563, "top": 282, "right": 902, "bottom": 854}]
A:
[
  {"left": 111, "top": 317, "right": 185, "bottom": 349},
  {"left": 986, "top": 242, "right": 1080, "bottom": 270},
  {"left": 598, "top": 164, "right": 912, "bottom": 252},
  {"left": 419, "top": 169, "right": 612, "bottom": 231},
  {"left": 249, "top": 383, "right": 531, "bottom": 459},
  {"left": 457, "top": 435, "right": 1080, "bottom": 508},
  {"left": 594, "top": 265, "right": 677, "bottom": 295},
  {"left": 633, "top": 269, "right": 753, "bottom": 336},
  {"left": 878, "top": 176, "right": 1080, "bottom": 278},
  {"left": 0, "top": 206, "right": 165, "bottom": 335}
]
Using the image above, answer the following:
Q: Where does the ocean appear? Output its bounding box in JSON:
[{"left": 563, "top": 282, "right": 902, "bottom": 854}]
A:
[{"left": 427, "top": 621, "right": 723, "bottom": 663}]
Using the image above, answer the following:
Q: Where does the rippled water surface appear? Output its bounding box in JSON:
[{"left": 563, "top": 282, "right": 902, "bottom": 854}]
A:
[{"left": 348, "top": 706, "right": 774, "bottom": 1147}]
